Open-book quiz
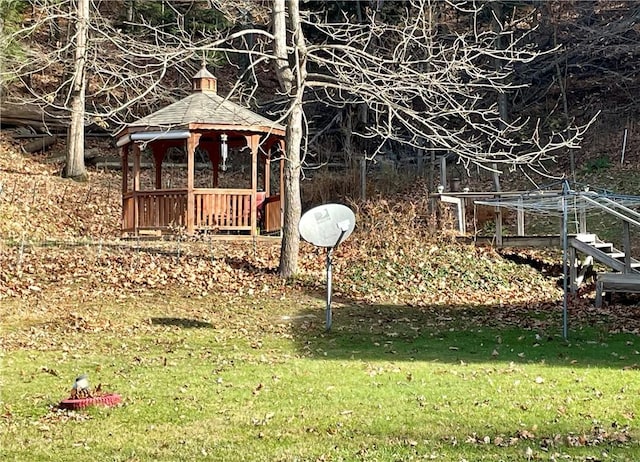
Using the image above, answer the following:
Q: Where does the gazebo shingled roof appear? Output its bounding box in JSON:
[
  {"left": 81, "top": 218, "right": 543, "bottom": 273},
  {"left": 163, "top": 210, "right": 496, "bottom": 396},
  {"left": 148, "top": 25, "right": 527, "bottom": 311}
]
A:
[
  {"left": 123, "top": 67, "right": 285, "bottom": 133},
  {"left": 128, "top": 91, "right": 285, "bottom": 131}
]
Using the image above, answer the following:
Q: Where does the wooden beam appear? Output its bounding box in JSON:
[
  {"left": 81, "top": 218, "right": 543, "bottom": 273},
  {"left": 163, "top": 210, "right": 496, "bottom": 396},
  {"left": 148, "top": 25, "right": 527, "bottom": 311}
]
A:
[
  {"left": 265, "top": 155, "right": 271, "bottom": 196},
  {"left": 121, "top": 145, "right": 129, "bottom": 194},
  {"left": 121, "top": 145, "right": 129, "bottom": 234}
]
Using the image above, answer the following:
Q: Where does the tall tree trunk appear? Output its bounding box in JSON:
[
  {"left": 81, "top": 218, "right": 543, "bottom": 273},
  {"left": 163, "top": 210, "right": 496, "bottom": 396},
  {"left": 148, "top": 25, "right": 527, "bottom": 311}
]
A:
[
  {"left": 274, "top": 0, "right": 306, "bottom": 278},
  {"left": 65, "top": 0, "right": 88, "bottom": 181},
  {"left": 279, "top": 100, "right": 303, "bottom": 278}
]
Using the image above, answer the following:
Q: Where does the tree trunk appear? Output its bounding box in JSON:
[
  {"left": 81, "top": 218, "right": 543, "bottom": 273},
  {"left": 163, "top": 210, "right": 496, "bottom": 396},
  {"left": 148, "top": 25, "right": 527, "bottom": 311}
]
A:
[
  {"left": 274, "top": 0, "right": 306, "bottom": 279},
  {"left": 279, "top": 101, "right": 303, "bottom": 278},
  {"left": 64, "top": 0, "right": 89, "bottom": 181}
]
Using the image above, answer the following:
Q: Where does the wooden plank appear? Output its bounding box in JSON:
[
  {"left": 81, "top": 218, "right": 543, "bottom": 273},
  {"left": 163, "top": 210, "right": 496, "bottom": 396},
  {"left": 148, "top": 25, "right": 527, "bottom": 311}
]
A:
[
  {"left": 264, "top": 196, "right": 282, "bottom": 233},
  {"left": 244, "top": 194, "right": 251, "bottom": 227},
  {"left": 231, "top": 194, "right": 238, "bottom": 227}
]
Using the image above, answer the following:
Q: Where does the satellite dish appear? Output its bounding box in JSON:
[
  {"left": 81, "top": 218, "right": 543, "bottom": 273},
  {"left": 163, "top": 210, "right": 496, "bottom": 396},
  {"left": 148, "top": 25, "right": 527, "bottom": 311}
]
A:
[
  {"left": 299, "top": 204, "right": 356, "bottom": 248},
  {"left": 299, "top": 204, "right": 356, "bottom": 332}
]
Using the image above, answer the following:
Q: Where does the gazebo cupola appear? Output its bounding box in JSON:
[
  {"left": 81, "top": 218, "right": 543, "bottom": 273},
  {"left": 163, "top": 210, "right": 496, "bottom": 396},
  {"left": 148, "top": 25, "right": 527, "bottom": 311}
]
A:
[
  {"left": 192, "top": 66, "right": 217, "bottom": 93},
  {"left": 114, "top": 66, "right": 286, "bottom": 238}
]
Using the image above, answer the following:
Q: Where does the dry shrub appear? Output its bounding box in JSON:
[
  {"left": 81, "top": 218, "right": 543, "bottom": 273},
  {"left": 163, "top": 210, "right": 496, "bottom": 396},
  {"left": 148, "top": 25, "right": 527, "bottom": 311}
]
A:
[
  {"left": 301, "top": 168, "right": 360, "bottom": 208},
  {"left": 349, "top": 192, "right": 458, "bottom": 252},
  {"left": 301, "top": 166, "right": 424, "bottom": 209}
]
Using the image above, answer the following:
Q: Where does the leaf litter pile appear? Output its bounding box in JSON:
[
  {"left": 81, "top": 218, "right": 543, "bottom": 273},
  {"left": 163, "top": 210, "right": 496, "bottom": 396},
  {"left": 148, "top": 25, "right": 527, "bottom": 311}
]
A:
[{"left": 2, "top": 135, "right": 640, "bottom": 345}]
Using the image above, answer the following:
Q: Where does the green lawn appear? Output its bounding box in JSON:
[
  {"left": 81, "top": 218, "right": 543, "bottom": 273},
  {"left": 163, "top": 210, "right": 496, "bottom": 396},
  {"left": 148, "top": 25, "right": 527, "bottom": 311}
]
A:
[{"left": 2, "top": 290, "right": 639, "bottom": 461}]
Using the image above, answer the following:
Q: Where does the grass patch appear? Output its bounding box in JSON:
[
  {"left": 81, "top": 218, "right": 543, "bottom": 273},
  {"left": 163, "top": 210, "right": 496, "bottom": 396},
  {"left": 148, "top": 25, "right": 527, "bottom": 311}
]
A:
[{"left": 2, "top": 291, "right": 639, "bottom": 461}]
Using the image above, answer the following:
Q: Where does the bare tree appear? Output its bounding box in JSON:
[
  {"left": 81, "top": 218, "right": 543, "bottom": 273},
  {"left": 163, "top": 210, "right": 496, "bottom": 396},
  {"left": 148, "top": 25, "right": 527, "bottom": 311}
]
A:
[
  {"left": 66, "top": 0, "right": 89, "bottom": 180},
  {"left": 272, "top": 0, "right": 305, "bottom": 278},
  {"left": 241, "top": 0, "right": 596, "bottom": 275},
  {"left": 2, "top": 0, "right": 600, "bottom": 278},
  {"left": 1, "top": 1, "right": 221, "bottom": 145},
  {"left": 154, "top": 0, "right": 596, "bottom": 276}
]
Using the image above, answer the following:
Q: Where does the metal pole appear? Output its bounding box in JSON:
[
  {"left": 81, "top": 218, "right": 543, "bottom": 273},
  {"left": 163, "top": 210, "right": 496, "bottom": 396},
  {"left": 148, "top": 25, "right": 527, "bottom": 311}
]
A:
[
  {"left": 562, "top": 180, "right": 569, "bottom": 340},
  {"left": 326, "top": 248, "right": 333, "bottom": 331},
  {"left": 325, "top": 228, "right": 347, "bottom": 332},
  {"left": 360, "top": 157, "right": 366, "bottom": 202},
  {"left": 621, "top": 127, "right": 628, "bottom": 165}
]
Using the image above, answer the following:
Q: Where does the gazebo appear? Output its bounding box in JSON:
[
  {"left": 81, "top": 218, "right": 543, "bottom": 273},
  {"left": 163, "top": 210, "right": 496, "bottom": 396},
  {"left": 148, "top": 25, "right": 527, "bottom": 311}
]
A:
[{"left": 114, "top": 66, "right": 286, "bottom": 238}]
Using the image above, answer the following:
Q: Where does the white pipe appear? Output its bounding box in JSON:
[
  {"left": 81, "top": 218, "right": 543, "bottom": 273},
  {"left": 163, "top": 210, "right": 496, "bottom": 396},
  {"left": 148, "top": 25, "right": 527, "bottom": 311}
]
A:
[
  {"left": 115, "top": 134, "right": 131, "bottom": 147},
  {"left": 116, "top": 130, "right": 191, "bottom": 147},
  {"left": 131, "top": 131, "right": 191, "bottom": 142}
]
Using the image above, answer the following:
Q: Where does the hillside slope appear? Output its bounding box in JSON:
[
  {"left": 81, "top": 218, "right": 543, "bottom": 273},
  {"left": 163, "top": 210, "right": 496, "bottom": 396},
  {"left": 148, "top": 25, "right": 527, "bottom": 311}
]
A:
[
  {"left": 0, "top": 133, "right": 120, "bottom": 241},
  {"left": 0, "top": 136, "right": 566, "bottom": 315}
]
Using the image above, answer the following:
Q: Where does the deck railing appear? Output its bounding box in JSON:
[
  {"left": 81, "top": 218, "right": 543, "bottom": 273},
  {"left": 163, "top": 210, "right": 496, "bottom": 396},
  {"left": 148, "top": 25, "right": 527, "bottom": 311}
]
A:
[
  {"left": 194, "top": 189, "right": 253, "bottom": 231},
  {"left": 123, "top": 188, "right": 272, "bottom": 234}
]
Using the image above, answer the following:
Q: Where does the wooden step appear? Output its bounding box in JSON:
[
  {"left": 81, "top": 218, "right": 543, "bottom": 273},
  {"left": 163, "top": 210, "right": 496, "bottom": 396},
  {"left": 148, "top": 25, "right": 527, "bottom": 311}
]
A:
[
  {"left": 575, "top": 233, "right": 597, "bottom": 244},
  {"left": 592, "top": 242, "right": 614, "bottom": 251},
  {"left": 595, "top": 272, "right": 640, "bottom": 307}
]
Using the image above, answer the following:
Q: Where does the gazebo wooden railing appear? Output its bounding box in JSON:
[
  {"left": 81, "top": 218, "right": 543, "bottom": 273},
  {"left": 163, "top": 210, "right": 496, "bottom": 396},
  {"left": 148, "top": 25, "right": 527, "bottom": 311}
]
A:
[{"left": 123, "top": 188, "right": 280, "bottom": 234}]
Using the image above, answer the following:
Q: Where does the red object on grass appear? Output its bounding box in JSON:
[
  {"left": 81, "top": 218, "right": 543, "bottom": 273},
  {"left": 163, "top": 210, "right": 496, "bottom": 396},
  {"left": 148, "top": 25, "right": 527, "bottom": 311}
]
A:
[{"left": 58, "top": 393, "right": 122, "bottom": 410}]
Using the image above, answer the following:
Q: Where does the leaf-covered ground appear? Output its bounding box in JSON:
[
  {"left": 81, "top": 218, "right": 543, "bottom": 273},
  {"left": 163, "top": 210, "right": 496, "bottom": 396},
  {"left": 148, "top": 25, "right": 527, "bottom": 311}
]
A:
[
  {"left": 2, "top": 137, "right": 640, "bottom": 461},
  {"left": 2, "top": 134, "right": 640, "bottom": 343}
]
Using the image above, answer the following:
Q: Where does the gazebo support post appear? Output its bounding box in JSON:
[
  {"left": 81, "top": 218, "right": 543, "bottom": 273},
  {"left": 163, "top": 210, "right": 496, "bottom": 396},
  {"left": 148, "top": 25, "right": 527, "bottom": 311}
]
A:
[
  {"left": 186, "top": 133, "right": 201, "bottom": 234},
  {"left": 121, "top": 145, "right": 129, "bottom": 232},
  {"left": 247, "top": 134, "right": 260, "bottom": 237},
  {"left": 132, "top": 143, "right": 141, "bottom": 235},
  {"left": 264, "top": 154, "right": 271, "bottom": 196},
  {"left": 122, "top": 145, "right": 129, "bottom": 194}
]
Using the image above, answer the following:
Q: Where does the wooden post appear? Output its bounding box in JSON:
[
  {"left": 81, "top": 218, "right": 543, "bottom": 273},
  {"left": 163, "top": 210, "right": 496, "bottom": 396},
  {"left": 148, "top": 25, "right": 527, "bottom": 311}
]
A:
[
  {"left": 132, "top": 143, "right": 141, "bottom": 234},
  {"left": 121, "top": 145, "right": 129, "bottom": 233},
  {"left": 186, "top": 133, "right": 200, "bottom": 234},
  {"left": 579, "top": 204, "right": 587, "bottom": 234},
  {"left": 247, "top": 134, "right": 260, "bottom": 237},
  {"left": 121, "top": 145, "right": 129, "bottom": 194},
  {"left": 623, "top": 220, "right": 631, "bottom": 273},
  {"left": 264, "top": 152, "right": 271, "bottom": 196}
]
